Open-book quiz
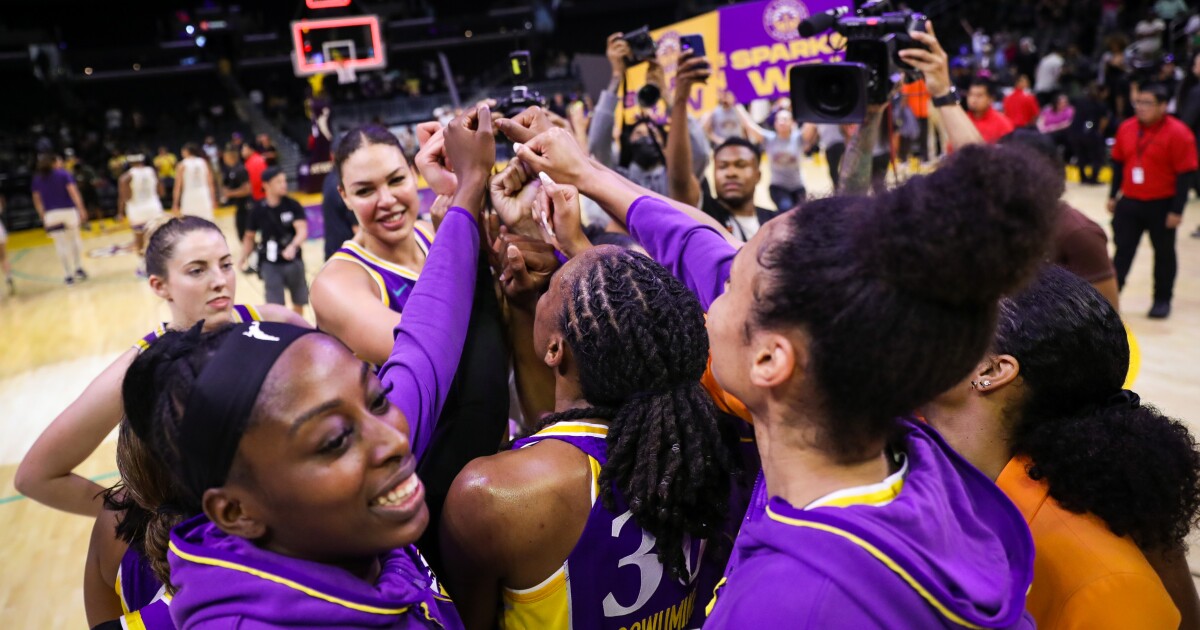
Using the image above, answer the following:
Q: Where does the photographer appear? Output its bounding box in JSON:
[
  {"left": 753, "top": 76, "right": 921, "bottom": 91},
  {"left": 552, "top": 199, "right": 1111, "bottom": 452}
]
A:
[
  {"left": 587, "top": 32, "right": 710, "bottom": 201},
  {"left": 837, "top": 22, "right": 983, "bottom": 194}
]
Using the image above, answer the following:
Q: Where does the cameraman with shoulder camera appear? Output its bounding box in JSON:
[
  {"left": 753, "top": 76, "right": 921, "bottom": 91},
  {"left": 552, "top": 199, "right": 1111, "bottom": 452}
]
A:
[
  {"left": 837, "top": 22, "right": 984, "bottom": 193},
  {"left": 587, "top": 32, "right": 710, "bottom": 202}
]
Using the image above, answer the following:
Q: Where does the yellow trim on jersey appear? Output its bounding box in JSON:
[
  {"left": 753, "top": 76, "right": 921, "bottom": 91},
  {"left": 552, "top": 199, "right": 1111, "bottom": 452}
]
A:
[
  {"left": 413, "top": 222, "right": 436, "bottom": 250},
  {"left": 805, "top": 455, "right": 908, "bottom": 509},
  {"left": 501, "top": 565, "right": 570, "bottom": 630},
  {"left": 133, "top": 323, "right": 169, "bottom": 353},
  {"left": 704, "top": 577, "right": 728, "bottom": 617},
  {"left": 330, "top": 252, "right": 390, "bottom": 307},
  {"left": 168, "top": 541, "right": 411, "bottom": 616},
  {"left": 764, "top": 508, "right": 984, "bottom": 630},
  {"left": 341, "top": 240, "right": 423, "bottom": 281},
  {"left": 121, "top": 610, "right": 148, "bottom": 630},
  {"left": 241, "top": 304, "right": 263, "bottom": 322},
  {"left": 532, "top": 421, "right": 610, "bottom": 439},
  {"left": 588, "top": 455, "right": 602, "bottom": 506},
  {"left": 115, "top": 565, "right": 130, "bottom": 614}
]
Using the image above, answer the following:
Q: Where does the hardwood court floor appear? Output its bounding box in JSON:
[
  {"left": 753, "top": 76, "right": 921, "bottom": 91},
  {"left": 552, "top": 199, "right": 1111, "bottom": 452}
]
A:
[{"left": 1, "top": 172, "right": 1198, "bottom": 626}]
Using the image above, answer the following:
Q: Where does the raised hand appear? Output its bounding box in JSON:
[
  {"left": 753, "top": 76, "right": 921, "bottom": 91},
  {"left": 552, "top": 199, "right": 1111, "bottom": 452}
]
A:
[
  {"left": 535, "top": 173, "right": 590, "bottom": 259},
  {"left": 429, "top": 194, "right": 452, "bottom": 232},
  {"left": 492, "top": 229, "right": 560, "bottom": 308},
  {"left": 495, "top": 106, "right": 556, "bottom": 145},
  {"left": 898, "top": 22, "right": 951, "bottom": 99},
  {"left": 512, "top": 127, "right": 594, "bottom": 189},
  {"left": 444, "top": 105, "right": 496, "bottom": 214},
  {"left": 414, "top": 122, "right": 458, "bottom": 197},
  {"left": 489, "top": 159, "right": 542, "bottom": 239},
  {"left": 672, "top": 50, "right": 711, "bottom": 104},
  {"left": 606, "top": 33, "right": 631, "bottom": 76}
]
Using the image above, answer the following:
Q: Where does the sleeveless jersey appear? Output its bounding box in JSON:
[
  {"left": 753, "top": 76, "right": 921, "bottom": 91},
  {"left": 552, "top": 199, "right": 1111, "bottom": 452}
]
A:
[
  {"left": 326, "top": 225, "right": 434, "bottom": 312},
  {"left": 126, "top": 166, "right": 163, "bottom": 216},
  {"left": 502, "top": 422, "right": 710, "bottom": 630},
  {"left": 178, "top": 157, "right": 213, "bottom": 219},
  {"left": 116, "top": 547, "right": 175, "bottom": 628},
  {"left": 133, "top": 304, "right": 260, "bottom": 353}
]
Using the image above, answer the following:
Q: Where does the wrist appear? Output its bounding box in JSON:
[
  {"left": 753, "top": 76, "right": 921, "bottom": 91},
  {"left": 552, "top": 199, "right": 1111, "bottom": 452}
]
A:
[{"left": 450, "top": 176, "right": 488, "bottom": 212}]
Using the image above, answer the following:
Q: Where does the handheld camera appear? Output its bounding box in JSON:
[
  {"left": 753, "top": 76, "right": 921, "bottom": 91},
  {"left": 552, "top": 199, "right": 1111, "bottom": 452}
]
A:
[
  {"left": 790, "top": 0, "right": 928, "bottom": 123},
  {"left": 496, "top": 50, "right": 547, "bottom": 119}
]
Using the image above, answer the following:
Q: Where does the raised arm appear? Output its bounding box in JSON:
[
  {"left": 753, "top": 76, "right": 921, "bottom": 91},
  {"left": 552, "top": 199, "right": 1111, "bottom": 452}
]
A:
[
  {"left": 734, "top": 104, "right": 768, "bottom": 145},
  {"left": 899, "top": 23, "right": 984, "bottom": 150},
  {"left": 666, "top": 51, "right": 710, "bottom": 207},
  {"left": 15, "top": 349, "right": 138, "bottom": 515},
  {"left": 587, "top": 33, "right": 629, "bottom": 166},
  {"left": 379, "top": 107, "right": 491, "bottom": 461}
]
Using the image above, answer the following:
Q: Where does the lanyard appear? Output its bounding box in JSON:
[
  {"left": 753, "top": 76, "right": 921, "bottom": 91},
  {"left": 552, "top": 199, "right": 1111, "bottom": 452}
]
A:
[{"left": 1134, "top": 123, "right": 1163, "bottom": 166}]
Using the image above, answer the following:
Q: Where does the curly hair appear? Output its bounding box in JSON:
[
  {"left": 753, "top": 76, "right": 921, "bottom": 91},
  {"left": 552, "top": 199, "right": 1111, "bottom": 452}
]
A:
[
  {"left": 997, "top": 266, "right": 1200, "bottom": 550},
  {"left": 545, "top": 247, "right": 733, "bottom": 579},
  {"left": 118, "top": 323, "right": 242, "bottom": 590},
  {"left": 750, "top": 143, "right": 1062, "bottom": 462}
]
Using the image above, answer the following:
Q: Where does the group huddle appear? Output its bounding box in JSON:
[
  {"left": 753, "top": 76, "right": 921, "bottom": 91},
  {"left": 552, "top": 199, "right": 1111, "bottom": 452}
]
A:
[{"left": 18, "top": 104, "right": 1200, "bottom": 630}]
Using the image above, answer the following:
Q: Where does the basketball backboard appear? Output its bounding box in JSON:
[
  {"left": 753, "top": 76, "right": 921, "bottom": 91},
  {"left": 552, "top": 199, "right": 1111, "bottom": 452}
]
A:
[{"left": 291, "top": 15, "right": 386, "bottom": 77}]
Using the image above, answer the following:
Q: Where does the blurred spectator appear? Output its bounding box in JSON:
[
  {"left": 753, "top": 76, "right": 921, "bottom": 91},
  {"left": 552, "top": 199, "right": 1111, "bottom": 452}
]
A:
[
  {"left": 1070, "top": 83, "right": 1112, "bottom": 185},
  {"left": 1037, "top": 93, "right": 1075, "bottom": 157},
  {"left": 901, "top": 78, "right": 932, "bottom": 160},
  {"left": 1034, "top": 44, "right": 1064, "bottom": 104},
  {"left": 257, "top": 133, "right": 279, "bottom": 166},
  {"left": 153, "top": 145, "right": 177, "bottom": 208},
  {"left": 703, "top": 90, "right": 746, "bottom": 147},
  {"left": 242, "top": 142, "right": 268, "bottom": 203},
  {"left": 735, "top": 106, "right": 809, "bottom": 211},
  {"left": 1004, "top": 75, "right": 1041, "bottom": 127},
  {"left": 967, "top": 79, "right": 1016, "bottom": 143}
]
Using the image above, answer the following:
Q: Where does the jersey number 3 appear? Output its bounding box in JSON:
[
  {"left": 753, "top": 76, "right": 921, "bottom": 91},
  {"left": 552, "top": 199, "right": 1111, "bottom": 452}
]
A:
[{"left": 602, "top": 510, "right": 704, "bottom": 618}]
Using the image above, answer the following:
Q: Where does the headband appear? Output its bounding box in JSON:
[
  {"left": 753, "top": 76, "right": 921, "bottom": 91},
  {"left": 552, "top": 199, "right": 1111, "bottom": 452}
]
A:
[{"left": 178, "top": 321, "right": 317, "bottom": 502}]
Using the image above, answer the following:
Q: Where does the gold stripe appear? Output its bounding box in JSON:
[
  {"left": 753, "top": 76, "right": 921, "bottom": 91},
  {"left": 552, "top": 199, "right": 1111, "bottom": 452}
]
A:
[
  {"left": 331, "top": 252, "right": 390, "bottom": 307},
  {"left": 342, "top": 241, "right": 422, "bottom": 281},
  {"left": 168, "top": 541, "right": 411, "bottom": 616},
  {"left": 243, "top": 304, "right": 263, "bottom": 322},
  {"left": 123, "top": 610, "right": 148, "bottom": 630},
  {"left": 115, "top": 567, "right": 129, "bottom": 614},
  {"left": 413, "top": 223, "right": 435, "bottom": 253},
  {"left": 764, "top": 508, "right": 985, "bottom": 629},
  {"left": 807, "top": 476, "right": 905, "bottom": 509},
  {"left": 705, "top": 577, "right": 727, "bottom": 617},
  {"left": 534, "top": 422, "right": 609, "bottom": 438}
]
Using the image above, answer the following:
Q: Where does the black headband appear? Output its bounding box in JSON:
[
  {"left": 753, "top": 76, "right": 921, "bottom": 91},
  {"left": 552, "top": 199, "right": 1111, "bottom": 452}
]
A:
[{"left": 178, "top": 321, "right": 316, "bottom": 503}]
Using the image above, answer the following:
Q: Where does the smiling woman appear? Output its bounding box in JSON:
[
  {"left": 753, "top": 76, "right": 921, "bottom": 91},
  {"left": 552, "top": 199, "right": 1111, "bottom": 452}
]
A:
[{"left": 311, "top": 122, "right": 511, "bottom": 577}]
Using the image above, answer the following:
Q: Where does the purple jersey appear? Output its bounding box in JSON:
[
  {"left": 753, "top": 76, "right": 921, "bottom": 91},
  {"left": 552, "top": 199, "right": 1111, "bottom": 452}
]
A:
[
  {"left": 134, "top": 304, "right": 260, "bottom": 353},
  {"left": 328, "top": 226, "right": 434, "bottom": 312},
  {"left": 118, "top": 547, "right": 176, "bottom": 628},
  {"left": 504, "top": 422, "right": 713, "bottom": 630},
  {"left": 31, "top": 167, "right": 76, "bottom": 210}
]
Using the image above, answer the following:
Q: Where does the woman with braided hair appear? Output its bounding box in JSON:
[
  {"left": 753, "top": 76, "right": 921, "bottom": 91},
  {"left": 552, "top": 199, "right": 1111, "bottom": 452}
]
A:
[
  {"left": 439, "top": 243, "right": 734, "bottom": 630},
  {"left": 920, "top": 265, "right": 1200, "bottom": 629},
  {"left": 504, "top": 117, "right": 1057, "bottom": 627}
]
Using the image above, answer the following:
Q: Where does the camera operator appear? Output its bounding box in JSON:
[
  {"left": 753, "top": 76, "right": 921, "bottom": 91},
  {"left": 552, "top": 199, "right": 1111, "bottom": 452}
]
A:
[
  {"left": 587, "top": 32, "right": 710, "bottom": 201},
  {"left": 837, "top": 22, "right": 983, "bottom": 194}
]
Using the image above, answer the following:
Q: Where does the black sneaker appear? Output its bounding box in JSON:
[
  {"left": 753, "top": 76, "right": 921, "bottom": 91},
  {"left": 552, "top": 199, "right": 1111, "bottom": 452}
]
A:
[
  {"left": 75, "top": 268, "right": 88, "bottom": 281},
  {"left": 1148, "top": 300, "right": 1171, "bottom": 319}
]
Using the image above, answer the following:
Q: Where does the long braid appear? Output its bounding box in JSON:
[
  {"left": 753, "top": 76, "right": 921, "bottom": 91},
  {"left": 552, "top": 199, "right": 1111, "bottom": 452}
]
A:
[{"left": 559, "top": 249, "right": 733, "bottom": 579}]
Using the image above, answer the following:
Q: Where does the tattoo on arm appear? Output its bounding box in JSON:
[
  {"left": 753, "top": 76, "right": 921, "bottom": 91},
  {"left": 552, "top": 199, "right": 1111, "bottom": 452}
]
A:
[{"left": 838, "top": 110, "right": 884, "bottom": 195}]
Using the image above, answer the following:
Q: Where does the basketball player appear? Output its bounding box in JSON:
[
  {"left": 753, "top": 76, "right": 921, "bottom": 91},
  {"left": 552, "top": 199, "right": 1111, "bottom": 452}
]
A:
[
  {"left": 30, "top": 154, "right": 89, "bottom": 284},
  {"left": 921, "top": 266, "right": 1200, "bottom": 629},
  {"left": 173, "top": 143, "right": 217, "bottom": 221},
  {"left": 440, "top": 242, "right": 735, "bottom": 629},
  {"left": 310, "top": 122, "right": 511, "bottom": 575},
  {"left": 114, "top": 108, "right": 493, "bottom": 627},
  {"left": 119, "top": 152, "right": 165, "bottom": 275},
  {"left": 14, "top": 216, "right": 307, "bottom": 517},
  {"left": 509, "top": 123, "right": 1056, "bottom": 627}
]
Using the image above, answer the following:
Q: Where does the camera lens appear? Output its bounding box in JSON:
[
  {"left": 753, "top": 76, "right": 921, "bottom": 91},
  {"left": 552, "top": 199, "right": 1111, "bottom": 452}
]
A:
[{"left": 807, "top": 68, "right": 859, "bottom": 119}]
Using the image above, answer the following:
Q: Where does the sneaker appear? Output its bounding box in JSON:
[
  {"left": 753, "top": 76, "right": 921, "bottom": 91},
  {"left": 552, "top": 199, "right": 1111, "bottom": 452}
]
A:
[
  {"left": 1148, "top": 300, "right": 1171, "bottom": 319},
  {"left": 75, "top": 268, "right": 88, "bottom": 281},
  {"left": 65, "top": 276, "right": 75, "bottom": 285}
]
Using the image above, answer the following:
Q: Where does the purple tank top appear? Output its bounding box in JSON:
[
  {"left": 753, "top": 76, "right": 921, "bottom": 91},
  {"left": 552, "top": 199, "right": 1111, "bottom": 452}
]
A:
[
  {"left": 329, "top": 227, "right": 434, "bottom": 313},
  {"left": 512, "top": 423, "right": 714, "bottom": 629},
  {"left": 119, "top": 547, "right": 175, "bottom": 628},
  {"left": 133, "top": 304, "right": 258, "bottom": 353}
]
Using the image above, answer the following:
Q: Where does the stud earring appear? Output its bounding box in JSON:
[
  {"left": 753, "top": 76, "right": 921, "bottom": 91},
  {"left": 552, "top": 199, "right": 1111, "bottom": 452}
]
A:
[
  {"left": 970, "top": 381, "right": 979, "bottom": 389},
  {"left": 981, "top": 380, "right": 991, "bottom": 388}
]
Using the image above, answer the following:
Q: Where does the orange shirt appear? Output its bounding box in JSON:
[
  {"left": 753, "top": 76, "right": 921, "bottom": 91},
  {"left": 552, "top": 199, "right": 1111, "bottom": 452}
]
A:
[
  {"left": 702, "top": 355, "right": 751, "bottom": 422},
  {"left": 996, "top": 456, "right": 1179, "bottom": 629},
  {"left": 901, "top": 79, "right": 930, "bottom": 119}
]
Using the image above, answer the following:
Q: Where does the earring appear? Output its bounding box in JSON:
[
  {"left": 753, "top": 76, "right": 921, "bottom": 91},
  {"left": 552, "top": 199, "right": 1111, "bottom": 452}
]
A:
[
  {"left": 980, "top": 380, "right": 991, "bottom": 388},
  {"left": 970, "top": 381, "right": 978, "bottom": 389}
]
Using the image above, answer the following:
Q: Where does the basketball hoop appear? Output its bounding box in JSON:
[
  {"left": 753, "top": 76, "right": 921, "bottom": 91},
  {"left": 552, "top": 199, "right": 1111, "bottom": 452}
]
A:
[{"left": 335, "top": 61, "right": 357, "bottom": 85}]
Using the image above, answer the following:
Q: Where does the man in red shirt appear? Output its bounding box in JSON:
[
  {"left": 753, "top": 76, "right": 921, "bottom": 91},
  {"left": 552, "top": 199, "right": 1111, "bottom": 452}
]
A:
[
  {"left": 1002, "top": 75, "right": 1040, "bottom": 128},
  {"left": 966, "top": 79, "right": 1015, "bottom": 144},
  {"left": 241, "top": 143, "right": 268, "bottom": 202},
  {"left": 1107, "top": 83, "right": 1199, "bottom": 318}
]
